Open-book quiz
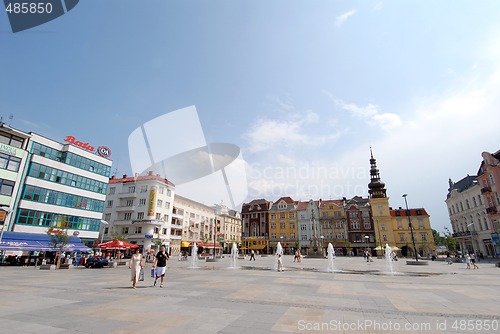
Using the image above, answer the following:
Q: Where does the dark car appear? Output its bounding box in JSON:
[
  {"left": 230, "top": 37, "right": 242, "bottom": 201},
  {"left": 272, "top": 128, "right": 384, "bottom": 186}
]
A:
[{"left": 85, "top": 257, "right": 109, "bottom": 268}]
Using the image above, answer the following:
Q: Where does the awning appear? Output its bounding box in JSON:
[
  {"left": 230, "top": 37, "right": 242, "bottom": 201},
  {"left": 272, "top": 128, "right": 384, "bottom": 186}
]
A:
[
  {"left": 0, "top": 231, "right": 91, "bottom": 252},
  {"left": 249, "top": 245, "right": 266, "bottom": 250},
  {"left": 181, "top": 241, "right": 191, "bottom": 248}
]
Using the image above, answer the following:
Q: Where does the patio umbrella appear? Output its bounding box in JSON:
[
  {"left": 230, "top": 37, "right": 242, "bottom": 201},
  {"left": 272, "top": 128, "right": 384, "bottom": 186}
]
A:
[{"left": 96, "top": 239, "right": 139, "bottom": 250}]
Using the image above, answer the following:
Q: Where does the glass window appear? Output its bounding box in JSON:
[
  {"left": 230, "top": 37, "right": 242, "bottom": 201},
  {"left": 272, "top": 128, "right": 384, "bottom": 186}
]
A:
[{"left": 0, "top": 179, "right": 15, "bottom": 196}]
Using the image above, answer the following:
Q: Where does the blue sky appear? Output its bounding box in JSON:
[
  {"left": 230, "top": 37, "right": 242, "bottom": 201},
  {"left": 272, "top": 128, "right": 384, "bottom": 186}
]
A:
[{"left": 2, "top": 0, "right": 500, "bottom": 233}]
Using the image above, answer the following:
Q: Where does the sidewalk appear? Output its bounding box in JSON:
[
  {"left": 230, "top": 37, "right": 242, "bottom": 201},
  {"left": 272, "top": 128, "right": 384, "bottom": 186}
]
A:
[{"left": 0, "top": 255, "right": 499, "bottom": 333}]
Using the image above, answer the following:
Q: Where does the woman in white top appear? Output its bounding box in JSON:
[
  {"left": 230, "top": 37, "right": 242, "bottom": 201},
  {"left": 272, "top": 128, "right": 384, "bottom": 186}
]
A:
[{"left": 129, "top": 248, "right": 143, "bottom": 288}]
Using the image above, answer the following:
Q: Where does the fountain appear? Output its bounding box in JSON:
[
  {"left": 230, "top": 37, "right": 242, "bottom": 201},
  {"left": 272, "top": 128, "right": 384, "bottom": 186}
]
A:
[
  {"left": 189, "top": 243, "right": 199, "bottom": 268},
  {"left": 229, "top": 242, "right": 240, "bottom": 268},
  {"left": 274, "top": 242, "right": 283, "bottom": 270},
  {"left": 385, "top": 243, "right": 394, "bottom": 275},
  {"left": 326, "top": 243, "right": 336, "bottom": 273}
]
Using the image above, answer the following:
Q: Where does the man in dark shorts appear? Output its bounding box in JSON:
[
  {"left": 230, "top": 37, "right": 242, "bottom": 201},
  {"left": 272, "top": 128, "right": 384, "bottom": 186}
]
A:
[{"left": 153, "top": 245, "right": 169, "bottom": 288}]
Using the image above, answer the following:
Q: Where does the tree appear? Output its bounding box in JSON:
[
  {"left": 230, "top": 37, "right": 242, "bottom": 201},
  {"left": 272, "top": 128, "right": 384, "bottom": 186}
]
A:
[{"left": 47, "top": 227, "right": 70, "bottom": 269}]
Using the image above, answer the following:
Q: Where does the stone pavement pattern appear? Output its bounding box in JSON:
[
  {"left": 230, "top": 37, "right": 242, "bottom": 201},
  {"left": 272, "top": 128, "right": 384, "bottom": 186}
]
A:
[{"left": 0, "top": 255, "right": 499, "bottom": 334}]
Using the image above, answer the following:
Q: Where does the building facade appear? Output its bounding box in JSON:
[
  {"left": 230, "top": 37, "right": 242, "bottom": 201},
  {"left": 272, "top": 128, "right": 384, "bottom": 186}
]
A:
[
  {"left": 269, "top": 197, "right": 297, "bottom": 255},
  {"left": 241, "top": 199, "right": 272, "bottom": 254},
  {"left": 103, "top": 172, "right": 175, "bottom": 254},
  {"left": 476, "top": 150, "right": 500, "bottom": 256},
  {"left": 14, "top": 133, "right": 112, "bottom": 245},
  {"left": 446, "top": 175, "right": 494, "bottom": 257}
]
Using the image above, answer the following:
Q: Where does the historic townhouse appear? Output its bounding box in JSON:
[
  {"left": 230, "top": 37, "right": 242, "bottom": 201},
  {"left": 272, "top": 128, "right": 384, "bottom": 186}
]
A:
[
  {"left": 318, "top": 199, "right": 349, "bottom": 255},
  {"left": 241, "top": 199, "right": 272, "bottom": 254},
  {"left": 446, "top": 175, "right": 493, "bottom": 257},
  {"left": 475, "top": 150, "right": 500, "bottom": 256},
  {"left": 269, "top": 196, "right": 298, "bottom": 255},
  {"left": 296, "top": 199, "right": 320, "bottom": 254},
  {"left": 345, "top": 196, "right": 374, "bottom": 256}
]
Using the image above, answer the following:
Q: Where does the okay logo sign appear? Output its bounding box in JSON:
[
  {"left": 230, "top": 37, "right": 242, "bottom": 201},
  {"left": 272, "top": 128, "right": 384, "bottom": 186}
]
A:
[{"left": 3, "top": 0, "right": 79, "bottom": 33}]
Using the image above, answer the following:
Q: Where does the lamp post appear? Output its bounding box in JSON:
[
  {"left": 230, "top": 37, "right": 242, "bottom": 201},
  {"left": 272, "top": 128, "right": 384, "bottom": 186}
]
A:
[
  {"left": 403, "top": 194, "right": 419, "bottom": 262},
  {"left": 466, "top": 223, "right": 476, "bottom": 256},
  {"left": 99, "top": 220, "right": 109, "bottom": 244},
  {"left": 214, "top": 202, "right": 228, "bottom": 260},
  {"left": 364, "top": 235, "right": 369, "bottom": 253}
]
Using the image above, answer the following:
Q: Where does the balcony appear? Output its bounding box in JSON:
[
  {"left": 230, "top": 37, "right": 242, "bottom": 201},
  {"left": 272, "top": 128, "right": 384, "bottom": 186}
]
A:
[
  {"left": 170, "top": 235, "right": 182, "bottom": 240},
  {"left": 115, "top": 205, "right": 136, "bottom": 212},
  {"left": 171, "top": 223, "right": 183, "bottom": 230},
  {"left": 481, "top": 186, "right": 492, "bottom": 194},
  {"left": 116, "top": 192, "right": 138, "bottom": 198},
  {"left": 172, "top": 212, "right": 183, "bottom": 220},
  {"left": 486, "top": 207, "right": 498, "bottom": 214}
]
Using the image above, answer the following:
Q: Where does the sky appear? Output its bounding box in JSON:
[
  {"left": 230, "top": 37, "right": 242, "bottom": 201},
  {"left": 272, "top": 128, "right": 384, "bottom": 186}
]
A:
[{"left": 2, "top": 0, "right": 500, "bottom": 233}]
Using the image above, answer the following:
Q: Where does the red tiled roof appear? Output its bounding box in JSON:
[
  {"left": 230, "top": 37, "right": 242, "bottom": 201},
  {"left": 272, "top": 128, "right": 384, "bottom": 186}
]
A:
[
  {"left": 390, "top": 208, "right": 429, "bottom": 217},
  {"left": 109, "top": 173, "right": 175, "bottom": 187}
]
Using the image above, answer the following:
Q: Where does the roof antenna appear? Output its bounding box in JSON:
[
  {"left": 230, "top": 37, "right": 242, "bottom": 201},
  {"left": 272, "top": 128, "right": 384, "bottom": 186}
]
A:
[{"left": 8, "top": 114, "right": 13, "bottom": 126}]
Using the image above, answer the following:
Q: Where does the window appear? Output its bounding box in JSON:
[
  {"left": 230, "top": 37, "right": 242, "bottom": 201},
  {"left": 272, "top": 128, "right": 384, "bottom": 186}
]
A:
[
  {"left": 135, "top": 227, "right": 142, "bottom": 234},
  {"left": 301, "top": 224, "right": 306, "bottom": 231},
  {"left": 351, "top": 221, "right": 360, "bottom": 229},
  {"left": 122, "top": 227, "right": 129, "bottom": 234},
  {"left": 165, "top": 202, "right": 170, "bottom": 209},
  {"left": 290, "top": 223, "right": 294, "bottom": 229},
  {"left": 156, "top": 213, "right": 161, "bottom": 220},
  {"left": 418, "top": 219, "right": 424, "bottom": 228},
  {"left": 124, "top": 212, "right": 132, "bottom": 220},
  {"left": 140, "top": 185, "right": 147, "bottom": 193},
  {"left": 279, "top": 213, "right": 285, "bottom": 219},
  {"left": 0, "top": 179, "right": 14, "bottom": 196},
  {"left": 271, "top": 233, "right": 276, "bottom": 239},
  {"left": 167, "top": 189, "right": 171, "bottom": 196},
  {"left": 157, "top": 199, "right": 163, "bottom": 207},
  {"left": 290, "top": 233, "right": 295, "bottom": 238},
  {"left": 126, "top": 199, "right": 134, "bottom": 206},
  {"left": 108, "top": 187, "right": 115, "bottom": 195},
  {"left": 280, "top": 223, "right": 285, "bottom": 229},
  {"left": 301, "top": 235, "right": 307, "bottom": 240},
  {"left": 322, "top": 212, "right": 329, "bottom": 218},
  {"left": 139, "top": 198, "right": 146, "bottom": 206},
  {"left": 128, "top": 186, "right": 135, "bottom": 193},
  {"left": 271, "top": 214, "right": 276, "bottom": 220},
  {"left": 381, "top": 224, "right": 386, "bottom": 231},
  {"left": 289, "top": 213, "right": 295, "bottom": 219},
  {"left": 397, "top": 220, "right": 403, "bottom": 229},
  {"left": 383, "top": 235, "right": 387, "bottom": 241},
  {"left": 0, "top": 153, "right": 21, "bottom": 172},
  {"left": 420, "top": 233, "right": 427, "bottom": 241},
  {"left": 137, "top": 212, "right": 144, "bottom": 219},
  {"left": 399, "top": 233, "right": 405, "bottom": 241},
  {"left": 271, "top": 223, "right": 276, "bottom": 229},
  {"left": 159, "top": 187, "right": 164, "bottom": 194},
  {"left": 363, "top": 222, "right": 371, "bottom": 229},
  {"left": 107, "top": 200, "right": 113, "bottom": 207}
]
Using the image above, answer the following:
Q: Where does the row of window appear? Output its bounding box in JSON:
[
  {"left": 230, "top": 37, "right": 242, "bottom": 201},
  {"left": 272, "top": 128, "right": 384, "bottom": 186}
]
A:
[
  {"left": 15, "top": 209, "right": 101, "bottom": 231},
  {"left": 270, "top": 223, "right": 296, "bottom": 229},
  {"left": 270, "top": 213, "right": 295, "bottom": 220},
  {"left": 106, "top": 198, "right": 171, "bottom": 209},
  {"left": 0, "top": 152, "right": 21, "bottom": 172},
  {"left": 108, "top": 185, "right": 172, "bottom": 196},
  {"left": 31, "top": 142, "right": 111, "bottom": 177},
  {"left": 449, "top": 195, "right": 483, "bottom": 215},
  {"left": 22, "top": 185, "right": 104, "bottom": 212},
  {"left": 29, "top": 162, "right": 107, "bottom": 194}
]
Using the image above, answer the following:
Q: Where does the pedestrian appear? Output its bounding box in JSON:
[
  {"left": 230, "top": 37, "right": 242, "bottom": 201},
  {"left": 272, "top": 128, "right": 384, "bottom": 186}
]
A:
[
  {"left": 129, "top": 248, "right": 143, "bottom": 289},
  {"left": 446, "top": 252, "right": 452, "bottom": 265},
  {"left": 470, "top": 253, "right": 479, "bottom": 269},
  {"left": 249, "top": 249, "right": 256, "bottom": 261},
  {"left": 277, "top": 253, "right": 283, "bottom": 272},
  {"left": 153, "top": 245, "right": 169, "bottom": 287},
  {"left": 465, "top": 253, "right": 471, "bottom": 269},
  {"left": 294, "top": 250, "right": 298, "bottom": 262},
  {"left": 297, "top": 250, "right": 302, "bottom": 263}
]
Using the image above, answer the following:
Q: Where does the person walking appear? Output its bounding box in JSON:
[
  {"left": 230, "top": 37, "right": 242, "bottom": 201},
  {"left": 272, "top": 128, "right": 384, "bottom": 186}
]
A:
[
  {"left": 470, "top": 252, "right": 479, "bottom": 269},
  {"left": 129, "top": 248, "right": 143, "bottom": 289},
  {"left": 153, "top": 245, "right": 169, "bottom": 288},
  {"left": 294, "top": 250, "right": 298, "bottom": 262},
  {"left": 465, "top": 253, "right": 471, "bottom": 269},
  {"left": 249, "top": 249, "right": 256, "bottom": 261},
  {"left": 277, "top": 253, "right": 283, "bottom": 272}
]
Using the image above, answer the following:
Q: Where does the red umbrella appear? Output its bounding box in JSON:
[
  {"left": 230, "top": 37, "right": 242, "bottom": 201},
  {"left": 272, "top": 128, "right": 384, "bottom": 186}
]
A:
[{"left": 96, "top": 239, "right": 139, "bottom": 250}]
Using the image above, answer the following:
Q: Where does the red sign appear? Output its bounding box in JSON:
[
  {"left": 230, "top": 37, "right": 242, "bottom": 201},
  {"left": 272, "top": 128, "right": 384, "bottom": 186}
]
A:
[{"left": 64, "top": 136, "right": 95, "bottom": 152}]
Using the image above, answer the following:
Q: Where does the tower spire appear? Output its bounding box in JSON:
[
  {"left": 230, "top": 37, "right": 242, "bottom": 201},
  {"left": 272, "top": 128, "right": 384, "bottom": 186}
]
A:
[{"left": 368, "top": 148, "right": 387, "bottom": 198}]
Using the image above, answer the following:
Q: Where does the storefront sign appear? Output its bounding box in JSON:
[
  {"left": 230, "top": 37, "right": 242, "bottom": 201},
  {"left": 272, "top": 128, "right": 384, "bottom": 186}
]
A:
[
  {"left": 64, "top": 135, "right": 112, "bottom": 159},
  {"left": 147, "top": 187, "right": 158, "bottom": 217},
  {"left": 0, "top": 143, "right": 17, "bottom": 156}
]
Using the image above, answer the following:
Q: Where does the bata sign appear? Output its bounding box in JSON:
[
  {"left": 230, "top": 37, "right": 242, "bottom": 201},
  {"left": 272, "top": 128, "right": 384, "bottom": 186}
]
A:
[{"left": 64, "top": 136, "right": 112, "bottom": 158}]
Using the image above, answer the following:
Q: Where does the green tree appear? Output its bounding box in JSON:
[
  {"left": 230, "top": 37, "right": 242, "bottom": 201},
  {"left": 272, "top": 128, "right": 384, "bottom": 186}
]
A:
[{"left": 47, "top": 227, "right": 70, "bottom": 269}]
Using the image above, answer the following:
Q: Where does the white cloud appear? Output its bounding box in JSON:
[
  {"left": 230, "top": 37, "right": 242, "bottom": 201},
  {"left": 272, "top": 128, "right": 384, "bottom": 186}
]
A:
[
  {"left": 335, "top": 10, "right": 356, "bottom": 27},
  {"left": 373, "top": 2, "right": 383, "bottom": 11},
  {"left": 330, "top": 97, "right": 403, "bottom": 131}
]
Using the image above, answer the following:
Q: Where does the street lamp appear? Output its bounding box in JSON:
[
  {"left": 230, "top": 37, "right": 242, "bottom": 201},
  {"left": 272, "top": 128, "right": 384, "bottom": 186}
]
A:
[
  {"left": 467, "top": 223, "right": 476, "bottom": 256},
  {"left": 403, "top": 194, "right": 419, "bottom": 262},
  {"left": 214, "top": 202, "right": 228, "bottom": 260},
  {"left": 99, "top": 220, "right": 108, "bottom": 244},
  {"left": 364, "top": 235, "right": 369, "bottom": 252}
]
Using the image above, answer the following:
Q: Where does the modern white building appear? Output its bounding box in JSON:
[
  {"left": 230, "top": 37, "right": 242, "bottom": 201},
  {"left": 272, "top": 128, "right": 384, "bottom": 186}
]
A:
[
  {"left": 12, "top": 133, "right": 112, "bottom": 244},
  {"left": 102, "top": 172, "right": 175, "bottom": 254}
]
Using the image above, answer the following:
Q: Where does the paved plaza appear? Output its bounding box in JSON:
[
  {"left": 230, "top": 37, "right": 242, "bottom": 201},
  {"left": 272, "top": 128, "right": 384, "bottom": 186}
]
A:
[{"left": 1, "top": 255, "right": 499, "bottom": 334}]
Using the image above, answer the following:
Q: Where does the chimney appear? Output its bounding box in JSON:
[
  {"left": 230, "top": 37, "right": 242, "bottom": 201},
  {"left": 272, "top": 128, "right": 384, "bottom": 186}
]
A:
[
  {"left": 122, "top": 174, "right": 127, "bottom": 178},
  {"left": 148, "top": 171, "right": 153, "bottom": 176}
]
